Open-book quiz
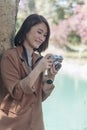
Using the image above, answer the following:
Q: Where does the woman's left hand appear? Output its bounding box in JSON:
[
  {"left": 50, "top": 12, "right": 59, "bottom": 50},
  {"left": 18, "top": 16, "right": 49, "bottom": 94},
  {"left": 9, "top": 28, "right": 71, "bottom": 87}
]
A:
[{"left": 48, "top": 63, "right": 58, "bottom": 77}]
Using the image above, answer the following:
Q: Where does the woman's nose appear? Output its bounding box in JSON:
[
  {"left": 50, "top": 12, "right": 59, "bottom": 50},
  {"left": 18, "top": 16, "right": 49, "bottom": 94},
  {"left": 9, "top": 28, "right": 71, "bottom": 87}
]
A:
[{"left": 40, "top": 35, "right": 45, "bottom": 42}]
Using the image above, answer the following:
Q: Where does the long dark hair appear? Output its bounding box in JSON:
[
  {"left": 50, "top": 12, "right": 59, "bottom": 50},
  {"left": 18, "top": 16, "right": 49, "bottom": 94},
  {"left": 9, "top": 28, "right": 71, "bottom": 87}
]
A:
[{"left": 14, "top": 14, "right": 50, "bottom": 53}]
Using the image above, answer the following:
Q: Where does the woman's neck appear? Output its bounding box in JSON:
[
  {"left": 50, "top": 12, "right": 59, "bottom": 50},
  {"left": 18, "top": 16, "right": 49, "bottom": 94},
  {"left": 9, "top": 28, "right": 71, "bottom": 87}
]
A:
[{"left": 23, "top": 41, "right": 33, "bottom": 56}]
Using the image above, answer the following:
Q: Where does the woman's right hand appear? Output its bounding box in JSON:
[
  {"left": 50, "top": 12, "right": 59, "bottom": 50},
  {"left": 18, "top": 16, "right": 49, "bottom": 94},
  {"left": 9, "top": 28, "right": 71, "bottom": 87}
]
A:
[{"left": 37, "top": 54, "right": 53, "bottom": 72}]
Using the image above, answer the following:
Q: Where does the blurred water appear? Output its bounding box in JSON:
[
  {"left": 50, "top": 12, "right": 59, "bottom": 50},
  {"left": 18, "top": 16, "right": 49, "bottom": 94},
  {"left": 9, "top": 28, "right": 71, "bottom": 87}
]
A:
[{"left": 42, "top": 73, "right": 87, "bottom": 130}]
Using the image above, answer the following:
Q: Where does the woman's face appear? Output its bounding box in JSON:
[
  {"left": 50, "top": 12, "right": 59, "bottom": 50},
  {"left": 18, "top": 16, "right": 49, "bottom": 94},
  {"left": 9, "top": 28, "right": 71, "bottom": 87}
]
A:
[{"left": 25, "top": 22, "right": 47, "bottom": 49}]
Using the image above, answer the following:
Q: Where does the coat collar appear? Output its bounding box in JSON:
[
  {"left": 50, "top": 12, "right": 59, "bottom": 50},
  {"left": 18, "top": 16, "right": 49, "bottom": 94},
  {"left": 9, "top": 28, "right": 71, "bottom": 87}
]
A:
[{"left": 15, "top": 46, "right": 41, "bottom": 74}]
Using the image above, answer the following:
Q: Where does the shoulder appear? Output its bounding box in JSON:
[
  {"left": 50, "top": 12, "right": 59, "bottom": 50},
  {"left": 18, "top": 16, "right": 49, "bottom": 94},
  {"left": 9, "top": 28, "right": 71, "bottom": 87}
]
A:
[
  {"left": 2, "top": 46, "right": 23, "bottom": 58},
  {"left": 1, "top": 47, "right": 19, "bottom": 63},
  {"left": 2, "top": 47, "right": 17, "bottom": 57},
  {"left": 1, "top": 47, "right": 22, "bottom": 72}
]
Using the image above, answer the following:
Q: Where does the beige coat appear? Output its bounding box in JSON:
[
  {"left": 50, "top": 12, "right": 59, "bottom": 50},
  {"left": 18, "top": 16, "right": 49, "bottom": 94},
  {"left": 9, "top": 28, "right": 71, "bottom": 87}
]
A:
[{"left": 0, "top": 46, "right": 54, "bottom": 130}]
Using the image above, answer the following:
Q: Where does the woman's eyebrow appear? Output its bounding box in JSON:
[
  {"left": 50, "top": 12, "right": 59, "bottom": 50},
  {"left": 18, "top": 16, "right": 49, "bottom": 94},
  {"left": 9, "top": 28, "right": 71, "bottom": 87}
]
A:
[
  {"left": 38, "top": 28, "right": 47, "bottom": 34},
  {"left": 38, "top": 28, "right": 43, "bottom": 32}
]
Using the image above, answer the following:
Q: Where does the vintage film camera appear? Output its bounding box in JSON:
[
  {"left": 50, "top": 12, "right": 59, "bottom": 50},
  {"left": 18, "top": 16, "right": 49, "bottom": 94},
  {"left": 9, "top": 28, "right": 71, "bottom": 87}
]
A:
[
  {"left": 35, "top": 54, "right": 63, "bottom": 71},
  {"left": 51, "top": 55, "right": 63, "bottom": 70}
]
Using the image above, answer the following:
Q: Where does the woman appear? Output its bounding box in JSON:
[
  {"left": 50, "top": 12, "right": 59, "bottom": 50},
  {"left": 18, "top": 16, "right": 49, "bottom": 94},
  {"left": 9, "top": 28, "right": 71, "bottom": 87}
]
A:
[{"left": 0, "top": 14, "right": 58, "bottom": 130}]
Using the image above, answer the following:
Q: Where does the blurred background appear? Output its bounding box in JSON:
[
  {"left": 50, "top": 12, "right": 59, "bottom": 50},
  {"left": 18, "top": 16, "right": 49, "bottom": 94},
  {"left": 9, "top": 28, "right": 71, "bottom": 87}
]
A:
[{"left": 17, "top": 0, "right": 87, "bottom": 130}]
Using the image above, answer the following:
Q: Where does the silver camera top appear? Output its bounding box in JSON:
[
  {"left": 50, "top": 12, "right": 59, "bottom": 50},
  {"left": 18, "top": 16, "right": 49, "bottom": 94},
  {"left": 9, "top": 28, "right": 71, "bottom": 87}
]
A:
[
  {"left": 51, "top": 55, "right": 63, "bottom": 63},
  {"left": 50, "top": 54, "right": 63, "bottom": 70}
]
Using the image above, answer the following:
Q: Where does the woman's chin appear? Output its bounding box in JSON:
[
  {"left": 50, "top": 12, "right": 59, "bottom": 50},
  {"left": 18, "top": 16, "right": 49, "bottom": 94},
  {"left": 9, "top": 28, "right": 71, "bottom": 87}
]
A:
[
  {"left": 34, "top": 45, "right": 40, "bottom": 49},
  {"left": 33, "top": 47, "right": 39, "bottom": 51}
]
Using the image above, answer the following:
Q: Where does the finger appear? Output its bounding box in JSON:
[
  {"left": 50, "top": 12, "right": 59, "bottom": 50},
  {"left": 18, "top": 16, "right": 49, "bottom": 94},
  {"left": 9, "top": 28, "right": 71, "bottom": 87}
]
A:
[
  {"left": 52, "top": 64, "right": 58, "bottom": 73},
  {"left": 45, "top": 54, "right": 52, "bottom": 59},
  {"left": 47, "top": 58, "right": 53, "bottom": 63},
  {"left": 47, "top": 62, "right": 53, "bottom": 69},
  {"left": 48, "top": 64, "right": 57, "bottom": 74},
  {"left": 48, "top": 63, "right": 53, "bottom": 67}
]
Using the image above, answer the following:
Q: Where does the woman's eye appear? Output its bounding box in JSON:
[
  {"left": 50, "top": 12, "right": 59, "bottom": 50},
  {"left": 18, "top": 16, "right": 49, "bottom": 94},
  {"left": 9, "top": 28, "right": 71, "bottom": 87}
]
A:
[
  {"left": 37, "top": 31, "right": 42, "bottom": 34},
  {"left": 37, "top": 31, "right": 47, "bottom": 38},
  {"left": 44, "top": 34, "right": 47, "bottom": 38}
]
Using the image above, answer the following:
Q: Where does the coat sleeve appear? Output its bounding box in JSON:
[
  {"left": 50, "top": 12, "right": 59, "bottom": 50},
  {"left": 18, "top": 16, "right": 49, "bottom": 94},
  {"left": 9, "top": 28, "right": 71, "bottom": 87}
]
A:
[
  {"left": 1, "top": 52, "right": 34, "bottom": 101},
  {"left": 41, "top": 75, "right": 55, "bottom": 101}
]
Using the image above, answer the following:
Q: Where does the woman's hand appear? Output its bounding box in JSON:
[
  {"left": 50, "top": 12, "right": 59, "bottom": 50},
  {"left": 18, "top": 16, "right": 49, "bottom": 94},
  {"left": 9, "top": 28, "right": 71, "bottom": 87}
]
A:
[
  {"left": 47, "top": 60, "right": 60, "bottom": 80},
  {"left": 37, "top": 54, "right": 53, "bottom": 72},
  {"left": 48, "top": 63, "right": 58, "bottom": 76}
]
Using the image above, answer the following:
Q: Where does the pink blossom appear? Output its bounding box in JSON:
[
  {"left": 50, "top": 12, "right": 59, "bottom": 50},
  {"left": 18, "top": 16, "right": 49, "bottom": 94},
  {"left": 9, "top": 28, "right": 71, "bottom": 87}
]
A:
[{"left": 51, "top": 1, "right": 87, "bottom": 46}]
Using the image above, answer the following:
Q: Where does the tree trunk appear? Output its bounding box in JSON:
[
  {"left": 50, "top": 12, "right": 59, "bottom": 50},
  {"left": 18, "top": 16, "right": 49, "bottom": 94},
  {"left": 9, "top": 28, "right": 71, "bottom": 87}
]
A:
[
  {"left": 0, "top": 0, "right": 20, "bottom": 53},
  {"left": 0, "top": 0, "right": 20, "bottom": 100}
]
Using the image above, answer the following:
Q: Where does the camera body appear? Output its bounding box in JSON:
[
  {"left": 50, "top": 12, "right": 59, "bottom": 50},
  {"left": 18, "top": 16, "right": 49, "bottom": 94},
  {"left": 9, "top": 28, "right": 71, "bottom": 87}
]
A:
[
  {"left": 35, "top": 54, "right": 63, "bottom": 71},
  {"left": 51, "top": 55, "right": 63, "bottom": 70}
]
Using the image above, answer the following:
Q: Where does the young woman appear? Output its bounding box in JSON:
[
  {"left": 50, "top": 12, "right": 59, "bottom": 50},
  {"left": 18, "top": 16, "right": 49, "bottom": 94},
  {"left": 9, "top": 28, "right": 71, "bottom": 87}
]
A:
[{"left": 0, "top": 14, "right": 58, "bottom": 130}]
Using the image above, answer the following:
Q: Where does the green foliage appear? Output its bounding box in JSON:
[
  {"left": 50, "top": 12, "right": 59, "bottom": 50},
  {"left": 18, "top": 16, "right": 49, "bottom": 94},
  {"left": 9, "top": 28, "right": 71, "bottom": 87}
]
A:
[
  {"left": 49, "top": 0, "right": 84, "bottom": 23},
  {"left": 28, "top": 0, "right": 36, "bottom": 13},
  {"left": 57, "top": 7, "right": 65, "bottom": 19},
  {"left": 26, "top": 0, "right": 84, "bottom": 24},
  {"left": 51, "top": 7, "right": 64, "bottom": 24},
  {"left": 68, "top": 31, "right": 81, "bottom": 45}
]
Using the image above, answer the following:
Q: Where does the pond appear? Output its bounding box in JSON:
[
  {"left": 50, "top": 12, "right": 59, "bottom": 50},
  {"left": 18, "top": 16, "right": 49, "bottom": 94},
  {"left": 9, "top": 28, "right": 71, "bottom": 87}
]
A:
[{"left": 42, "top": 72, "right": 87, "bottom": 130}]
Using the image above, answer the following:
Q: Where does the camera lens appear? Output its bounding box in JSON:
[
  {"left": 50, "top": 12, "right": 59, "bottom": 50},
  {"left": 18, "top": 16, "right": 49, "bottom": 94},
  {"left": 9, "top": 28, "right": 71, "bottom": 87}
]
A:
[{"left": 55, "top": 62, "right": 61, "bottom": 70}]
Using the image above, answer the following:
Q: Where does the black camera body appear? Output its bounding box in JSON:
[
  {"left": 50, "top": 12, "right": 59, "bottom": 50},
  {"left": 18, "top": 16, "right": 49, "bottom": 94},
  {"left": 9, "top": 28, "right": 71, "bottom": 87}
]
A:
[{"left": 51, "top": 55, "right": 63, "bottom": 70}]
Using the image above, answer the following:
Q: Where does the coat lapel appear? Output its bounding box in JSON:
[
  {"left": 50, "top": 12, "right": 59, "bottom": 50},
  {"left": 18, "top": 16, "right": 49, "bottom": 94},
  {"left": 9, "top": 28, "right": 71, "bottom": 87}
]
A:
[
  {"left": 16, "top": 46, "right": 30, "bottom": 75},
  {"left": 16, "top": 46, "right": 42, "bottom": 75}
]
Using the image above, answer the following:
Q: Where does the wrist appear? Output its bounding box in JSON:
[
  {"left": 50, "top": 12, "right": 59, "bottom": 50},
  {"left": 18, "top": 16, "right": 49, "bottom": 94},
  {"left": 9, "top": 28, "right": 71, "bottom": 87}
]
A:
[
  {"left": 36, "top": 64, "right": 43, "bottom": 73},
  {"left": 47, "top": 74, "right": 55, "bottom": 81}
]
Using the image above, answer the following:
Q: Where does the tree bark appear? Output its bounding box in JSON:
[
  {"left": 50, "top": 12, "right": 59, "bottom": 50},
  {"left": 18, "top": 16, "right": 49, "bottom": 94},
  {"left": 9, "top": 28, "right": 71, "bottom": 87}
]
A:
[
  {"left": 0, "top": 0, "right": 20, "bottom": 100},
  {"left": 0, "top": 0, "right": 20, "bottom": 53}
]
